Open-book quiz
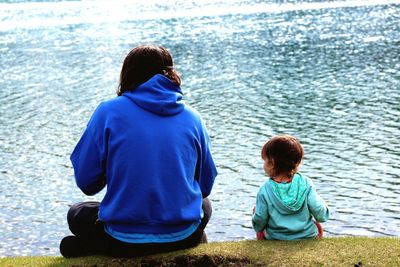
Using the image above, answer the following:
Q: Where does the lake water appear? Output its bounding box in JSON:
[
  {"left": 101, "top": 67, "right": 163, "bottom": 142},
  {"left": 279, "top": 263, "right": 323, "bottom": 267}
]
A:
[{"left": 1, "top": 0, "right": 399, "bottom": 257}]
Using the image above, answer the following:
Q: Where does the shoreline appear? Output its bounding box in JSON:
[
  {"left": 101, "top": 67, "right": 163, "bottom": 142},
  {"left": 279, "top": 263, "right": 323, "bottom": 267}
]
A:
[{"left": 1, "top": 237, "right": 399, "bottom": 266}]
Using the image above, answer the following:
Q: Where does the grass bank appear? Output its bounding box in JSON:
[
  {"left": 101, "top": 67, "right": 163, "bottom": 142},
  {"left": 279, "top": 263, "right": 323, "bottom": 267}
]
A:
[{"left": 1, "top": 237, "right": 399, "bottom": 266}]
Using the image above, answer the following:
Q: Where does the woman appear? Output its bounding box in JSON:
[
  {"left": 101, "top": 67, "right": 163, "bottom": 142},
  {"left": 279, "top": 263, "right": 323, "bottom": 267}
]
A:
[{"left": 60, "top": 45, "right": 217, "bottom": 257}]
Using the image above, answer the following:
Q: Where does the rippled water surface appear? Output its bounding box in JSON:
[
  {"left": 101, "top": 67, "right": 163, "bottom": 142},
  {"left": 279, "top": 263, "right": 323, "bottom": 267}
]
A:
[{"left": 1, "top": 0, "right": 400, "bottom": 256}]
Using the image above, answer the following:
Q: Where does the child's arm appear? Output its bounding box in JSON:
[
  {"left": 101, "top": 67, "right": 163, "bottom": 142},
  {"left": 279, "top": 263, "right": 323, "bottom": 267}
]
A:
[
  {"left": 252, "top": 206, "right": 266, "bottom": 240},
  {"left": 307, "top": 185, "right": 329, "bottom": 222},
  {"left": 252, "top": 187, "right": 269, "bottom": 233}
]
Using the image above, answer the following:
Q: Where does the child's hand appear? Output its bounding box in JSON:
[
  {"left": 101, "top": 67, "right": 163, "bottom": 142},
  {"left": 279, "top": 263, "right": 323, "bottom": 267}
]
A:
[{"left": 256, "top": 231, "right": 266, "bottom": 240}]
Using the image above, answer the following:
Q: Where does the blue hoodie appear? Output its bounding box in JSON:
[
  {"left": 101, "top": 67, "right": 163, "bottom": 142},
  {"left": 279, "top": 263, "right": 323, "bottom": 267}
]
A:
[
  {"left": 70, "top": 74, "right": 217, "bottom": 242},
  {"left": 252, "top": 173, "right": 329, "bottom": 240}
]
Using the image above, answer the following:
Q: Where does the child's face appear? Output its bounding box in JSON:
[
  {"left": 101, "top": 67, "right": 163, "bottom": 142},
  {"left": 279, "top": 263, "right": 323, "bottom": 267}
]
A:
[{"left": 263, "top": 157, "right": 274, "bottom": 177}]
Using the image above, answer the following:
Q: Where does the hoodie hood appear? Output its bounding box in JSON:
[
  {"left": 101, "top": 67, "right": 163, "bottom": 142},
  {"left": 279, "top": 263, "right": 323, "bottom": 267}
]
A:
[
  {"left": 266, "top": 173, "right": 309, "bottom": 214},
  {"left": 123, "top": 74, "right": 184, "bottom": 116}
]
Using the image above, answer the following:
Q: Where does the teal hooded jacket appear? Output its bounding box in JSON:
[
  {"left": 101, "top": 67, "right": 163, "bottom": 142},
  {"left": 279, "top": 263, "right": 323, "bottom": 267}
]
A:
[{"left": 252, "top": 173, "right": 329, "bottom": 240}]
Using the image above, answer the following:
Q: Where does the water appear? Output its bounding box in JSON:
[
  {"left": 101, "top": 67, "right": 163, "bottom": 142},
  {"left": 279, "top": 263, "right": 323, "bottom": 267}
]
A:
[{"left": 1, "top": 0, "right": 399, "bottom": 257}]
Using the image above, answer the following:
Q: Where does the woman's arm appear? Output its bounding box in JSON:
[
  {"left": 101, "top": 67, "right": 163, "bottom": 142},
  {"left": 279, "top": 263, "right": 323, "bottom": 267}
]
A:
[
  {"left": 70, "top": 129, "right": 106, "bottom": 195},
  {"left": 196, "top": 122, "right": 217, "bottom": 198},
  {"left": 70, "top": 104, "right": 107, "bottom": 196}
]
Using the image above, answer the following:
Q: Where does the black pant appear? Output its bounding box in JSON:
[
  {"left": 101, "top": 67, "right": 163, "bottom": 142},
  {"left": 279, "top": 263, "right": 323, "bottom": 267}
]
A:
[{"left": 64, "top": 199, "right": 212, "bottom": 257}]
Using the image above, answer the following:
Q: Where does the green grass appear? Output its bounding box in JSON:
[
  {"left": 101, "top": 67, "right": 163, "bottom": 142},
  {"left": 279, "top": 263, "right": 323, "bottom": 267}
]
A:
[{"left": 1, "top": 237, "right": 400, "bottom": 266}]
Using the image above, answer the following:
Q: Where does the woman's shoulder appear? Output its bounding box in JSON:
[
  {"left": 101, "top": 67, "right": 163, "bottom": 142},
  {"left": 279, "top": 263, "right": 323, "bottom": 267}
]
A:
[
  {"left": 182, "top": 104, "right": 201, "bottom": 118},
  {"left": 93, "top": 96, "right": 132, "bottom": 113},
  {"left": 86, "top": 97, "right": 130, "bottom": 124},
  {"left": 179, "top": 105, "right": 210, "bottom": 129},
  {"left": 102, "top": 95, "right": 130, "bottom": 107}
]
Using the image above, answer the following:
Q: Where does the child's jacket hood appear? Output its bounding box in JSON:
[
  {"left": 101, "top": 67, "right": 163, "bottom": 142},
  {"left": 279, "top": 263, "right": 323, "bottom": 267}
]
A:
[
  {"left": 267, "top": 173, "right": 310, "bottom": 214},
  {"left": 123, "top": 74, "right": 184, "bottom": 116}
]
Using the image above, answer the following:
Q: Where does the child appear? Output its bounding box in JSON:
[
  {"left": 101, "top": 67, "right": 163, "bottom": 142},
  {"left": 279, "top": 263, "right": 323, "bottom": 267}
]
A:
[{"left": 252, "top": 135, "right": 329, "bottom": 240}]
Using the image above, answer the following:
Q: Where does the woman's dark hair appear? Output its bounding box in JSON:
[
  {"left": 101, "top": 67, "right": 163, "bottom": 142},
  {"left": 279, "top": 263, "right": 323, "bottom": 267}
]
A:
[
  {"left": 117, "top": 45, "right": 181, "bottom": 96},
  {"left": 261, "top": 135, "right": 304, "bottom": 178}
]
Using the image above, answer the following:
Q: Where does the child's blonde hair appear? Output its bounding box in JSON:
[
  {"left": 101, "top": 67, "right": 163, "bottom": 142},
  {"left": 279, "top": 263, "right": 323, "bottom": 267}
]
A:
[{"left": 261, "top": 135, "right": 304, "bottom": 178}]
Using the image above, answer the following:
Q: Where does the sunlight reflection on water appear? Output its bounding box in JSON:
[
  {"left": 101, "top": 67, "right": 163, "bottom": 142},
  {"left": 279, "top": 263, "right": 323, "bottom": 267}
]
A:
[{"left": 0, "top": 0, "right": 399, "bottom": 256}]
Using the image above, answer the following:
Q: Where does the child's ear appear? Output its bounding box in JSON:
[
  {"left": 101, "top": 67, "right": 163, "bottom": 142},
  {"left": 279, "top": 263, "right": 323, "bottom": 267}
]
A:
[
  {"left": 293, "top": 162, "right": 301, "bottom": 172},
  {"left": 269, "top": 158, "right": 275, "bottom": 167}
]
